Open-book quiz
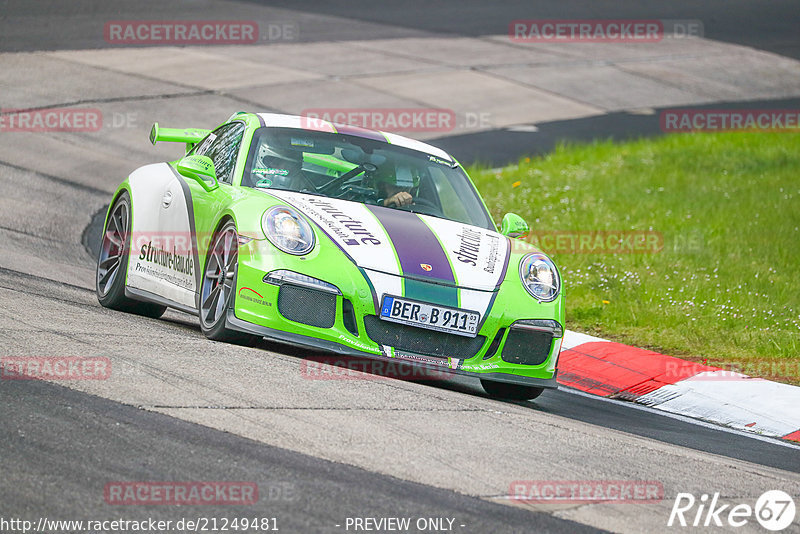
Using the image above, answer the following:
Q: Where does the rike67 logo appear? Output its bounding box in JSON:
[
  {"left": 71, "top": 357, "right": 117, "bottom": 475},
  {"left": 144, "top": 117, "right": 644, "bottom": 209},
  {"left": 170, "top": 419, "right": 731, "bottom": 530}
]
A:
[{"left": 668, "top": 490, "right": 796, "bottom": 531}]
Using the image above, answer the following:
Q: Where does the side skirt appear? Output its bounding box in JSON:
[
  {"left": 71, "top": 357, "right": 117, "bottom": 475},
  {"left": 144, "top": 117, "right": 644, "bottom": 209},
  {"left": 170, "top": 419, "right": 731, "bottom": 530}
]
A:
[{"left": 125, "top": 286, "right": 198, "bottom": 316}]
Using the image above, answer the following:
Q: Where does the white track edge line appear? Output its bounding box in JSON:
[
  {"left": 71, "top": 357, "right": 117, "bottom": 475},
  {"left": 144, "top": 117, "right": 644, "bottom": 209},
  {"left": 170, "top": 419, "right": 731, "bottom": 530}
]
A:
[{"left": 559, "top": 386, "right": 800, "bottom": 451}]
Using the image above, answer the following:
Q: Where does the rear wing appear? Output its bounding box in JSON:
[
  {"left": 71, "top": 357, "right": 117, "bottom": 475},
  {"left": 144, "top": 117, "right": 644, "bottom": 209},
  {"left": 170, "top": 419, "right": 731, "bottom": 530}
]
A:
[{"left": 149, "top": 123, "right": 211, "bottom": 152}]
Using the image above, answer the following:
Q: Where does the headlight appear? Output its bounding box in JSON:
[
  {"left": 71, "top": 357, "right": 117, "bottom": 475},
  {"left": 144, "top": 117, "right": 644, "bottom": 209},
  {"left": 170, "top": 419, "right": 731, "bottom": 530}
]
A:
[
  {"left": 519, "top": 253, "right": 560, "bottom": 302},
  {"left": 261, "top": 206, "right": 315, "bottom": 255}
]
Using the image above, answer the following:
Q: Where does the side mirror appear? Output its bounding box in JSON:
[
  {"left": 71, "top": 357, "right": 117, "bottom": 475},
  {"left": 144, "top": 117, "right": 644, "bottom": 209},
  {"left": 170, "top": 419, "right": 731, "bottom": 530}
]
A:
[
  {"left": 501, "top": 213, "right": 529, "bottom": 239},
  {"left": 177, "top": 155, "right": 219, "bottom": 191}
]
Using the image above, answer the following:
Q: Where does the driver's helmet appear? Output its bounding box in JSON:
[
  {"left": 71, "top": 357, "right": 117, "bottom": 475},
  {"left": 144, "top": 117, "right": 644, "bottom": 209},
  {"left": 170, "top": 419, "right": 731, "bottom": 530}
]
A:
[
  {"left": 254, "top": 142, "right": 303, "bottom": 187},
  {"left": 374, "top": 162, "right": 420, "bottom": 191}
]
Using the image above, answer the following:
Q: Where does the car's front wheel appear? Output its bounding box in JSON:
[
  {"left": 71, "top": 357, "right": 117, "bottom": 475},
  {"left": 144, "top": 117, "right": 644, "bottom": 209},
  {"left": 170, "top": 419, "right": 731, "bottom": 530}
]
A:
[
  {"left": 96, "top": 192, "right": 166, "bottom": 318},
  {"left": 199, "top": 220, "right": 259, "bottom": 345},
  {"left": 480, "top": 379, "right": 545, "bottom": 401}
]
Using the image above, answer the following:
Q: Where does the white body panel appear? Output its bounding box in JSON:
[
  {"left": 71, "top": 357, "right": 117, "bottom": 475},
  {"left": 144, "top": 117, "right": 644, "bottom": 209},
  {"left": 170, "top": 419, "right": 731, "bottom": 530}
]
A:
[
  {"left": 126, "top": 163, "right": 197, "bottom": 308},
  {"left": 419, "top": 214, "right": 509, "bottom": 291}
]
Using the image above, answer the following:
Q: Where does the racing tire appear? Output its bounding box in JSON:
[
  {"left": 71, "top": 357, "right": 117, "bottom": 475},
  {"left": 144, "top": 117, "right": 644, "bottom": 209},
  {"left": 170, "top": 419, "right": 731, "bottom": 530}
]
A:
[
  {"left": 199, "top": 220, "right": 259, "bottom": 345},
  {"left": 96, "top": 192, "right": 167, "bottom": 319},
  {"left": 480, "top": 379, "right": 545, "bottom": 401}
]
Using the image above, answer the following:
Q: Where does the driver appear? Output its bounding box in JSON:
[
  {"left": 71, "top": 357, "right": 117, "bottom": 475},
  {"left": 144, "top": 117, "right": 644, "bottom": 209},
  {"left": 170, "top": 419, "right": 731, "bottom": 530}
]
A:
[{"left": 374, "top": 163, "right": 420, "bottom": 207}]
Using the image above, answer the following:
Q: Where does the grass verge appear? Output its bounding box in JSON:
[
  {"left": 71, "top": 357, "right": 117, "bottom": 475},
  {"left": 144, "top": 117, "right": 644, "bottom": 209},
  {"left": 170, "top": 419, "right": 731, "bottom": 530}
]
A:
[{"left": 468, "top": 131, "right": 800, "bottom": 384}]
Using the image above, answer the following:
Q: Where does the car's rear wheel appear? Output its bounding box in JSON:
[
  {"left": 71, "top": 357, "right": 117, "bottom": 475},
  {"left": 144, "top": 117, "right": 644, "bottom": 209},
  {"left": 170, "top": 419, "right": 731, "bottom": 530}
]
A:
[
  {"left": 480, "top": 379, "right": 545, "bottom": 401},
  {"left": 199, "top": 220, "right": 259, "bottom": 345},
  {"left": 96, "top": 192, "right": 166, "bottom": 318}
]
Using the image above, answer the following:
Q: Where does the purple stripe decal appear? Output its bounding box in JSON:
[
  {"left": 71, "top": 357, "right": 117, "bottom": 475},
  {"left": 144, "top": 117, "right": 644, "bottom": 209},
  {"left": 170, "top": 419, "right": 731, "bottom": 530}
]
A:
[
  {"left": 333, "top": 123, "right": 387, "bottom": 142},
  {"left": 366, "top": 205, "right": 455, "bottom": 283},
  {"left": 495, "top": 237, "right": 512, "bottom": 290}
]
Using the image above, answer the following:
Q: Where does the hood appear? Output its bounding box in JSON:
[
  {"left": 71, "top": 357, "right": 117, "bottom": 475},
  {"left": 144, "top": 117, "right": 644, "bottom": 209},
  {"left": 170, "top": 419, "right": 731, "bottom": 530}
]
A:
[{"left": 264, "top": 190, "right": 511, "bottom": 293}]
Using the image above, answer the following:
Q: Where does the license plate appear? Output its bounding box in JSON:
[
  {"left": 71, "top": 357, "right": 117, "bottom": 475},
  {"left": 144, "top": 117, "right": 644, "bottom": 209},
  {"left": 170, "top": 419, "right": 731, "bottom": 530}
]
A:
[{"left": 379, "top": 295, "right": 479, "bottom": 337}]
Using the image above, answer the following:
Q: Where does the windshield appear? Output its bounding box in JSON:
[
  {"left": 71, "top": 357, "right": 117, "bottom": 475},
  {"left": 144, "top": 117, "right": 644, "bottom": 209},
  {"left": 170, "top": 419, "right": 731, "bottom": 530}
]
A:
[{"left": 243, "top": 127, "right": 495, "bottom": 230}]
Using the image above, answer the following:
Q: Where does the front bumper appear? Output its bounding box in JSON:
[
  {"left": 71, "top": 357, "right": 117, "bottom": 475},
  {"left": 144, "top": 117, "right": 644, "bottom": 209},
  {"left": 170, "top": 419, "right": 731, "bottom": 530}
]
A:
[
  {"left": 231, "top": 238, "right": 564, "bottom": 388},
  {"left": 225, "top": 310, "right": 559, "bottom": 389}
]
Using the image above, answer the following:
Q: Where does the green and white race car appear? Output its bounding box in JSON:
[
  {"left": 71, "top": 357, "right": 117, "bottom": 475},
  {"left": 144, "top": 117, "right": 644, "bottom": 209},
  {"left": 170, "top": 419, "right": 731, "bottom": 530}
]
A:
[{"left": 96, "top": 112, "right": 564, "bottom": 400}]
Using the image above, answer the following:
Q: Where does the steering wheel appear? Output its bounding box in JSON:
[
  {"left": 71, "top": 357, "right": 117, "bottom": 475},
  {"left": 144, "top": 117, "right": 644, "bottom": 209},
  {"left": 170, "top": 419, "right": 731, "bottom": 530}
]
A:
[{"left": 319, "top": 163, "right": 376, "bottom": 195}]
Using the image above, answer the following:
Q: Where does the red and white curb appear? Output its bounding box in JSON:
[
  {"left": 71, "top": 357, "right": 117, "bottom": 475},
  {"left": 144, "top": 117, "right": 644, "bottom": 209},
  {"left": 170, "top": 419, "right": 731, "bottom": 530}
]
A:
[{"left": 559, "top": 331, "right": 800, "bottom": 443}]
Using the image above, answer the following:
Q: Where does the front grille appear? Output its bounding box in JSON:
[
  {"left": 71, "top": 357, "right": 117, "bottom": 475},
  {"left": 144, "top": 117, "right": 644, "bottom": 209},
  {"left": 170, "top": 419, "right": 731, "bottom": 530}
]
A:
[
  {"left": 277, "top": 284, "right": 336, "bottom": 328},
  {"left": 500, "top": 328, "right": 554, "bottom": 366},
  {"left": 364, "top": 315, "right": 485, "bottom": 359}
]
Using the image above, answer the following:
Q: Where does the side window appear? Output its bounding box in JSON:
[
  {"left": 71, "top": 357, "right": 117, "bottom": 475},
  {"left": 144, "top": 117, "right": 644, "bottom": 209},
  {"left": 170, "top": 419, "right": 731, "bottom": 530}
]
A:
[{"left": 195, "top": 122, "right": 245, "bottom": 184}]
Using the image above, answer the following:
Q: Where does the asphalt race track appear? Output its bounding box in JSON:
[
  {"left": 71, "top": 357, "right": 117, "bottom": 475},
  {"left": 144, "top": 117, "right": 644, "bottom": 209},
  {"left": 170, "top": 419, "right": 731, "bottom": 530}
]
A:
[
  {"left": 4, "top": 0, "right": 799, "bottom": 58},
  {"left": 2, "top": 2, "right": 800, "bottom": 533}
]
